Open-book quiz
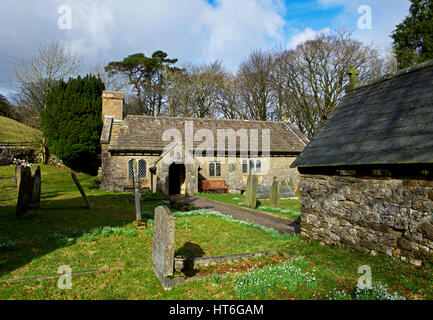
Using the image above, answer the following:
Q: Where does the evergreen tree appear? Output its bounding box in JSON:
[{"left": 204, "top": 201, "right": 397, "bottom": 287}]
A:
[
  {"left": 392, "top": 0, "right": 433, "bottom": 69},
  {"left": 42, "top": 75, "right": 105, "bottom": 175},
  {"left": 105, "top": 50, "right": 179, "bottom": 116}
]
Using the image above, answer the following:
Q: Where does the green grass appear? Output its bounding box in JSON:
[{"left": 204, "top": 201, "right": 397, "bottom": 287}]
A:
[
  {"left": 0, "top": 165, "right": 432, "bottom": 300},
  {"left": 0, "top": 116, "right": 42, "bottom": 143},
  {"left": 196, "top": 192, "right": 301, "bottom": 221}
]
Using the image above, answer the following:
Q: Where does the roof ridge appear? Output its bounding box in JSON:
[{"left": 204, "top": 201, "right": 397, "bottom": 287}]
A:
[
  {"left": 351, "top": 59, "right": 433, "bottom": 93},
  {"left": 125, "top": 114, "right": 290, "bottom": 125}
]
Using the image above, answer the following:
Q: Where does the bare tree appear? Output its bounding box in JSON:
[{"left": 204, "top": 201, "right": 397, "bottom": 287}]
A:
[
  {"left": 13, "top": 41, "right": 81, "bottom": 110},
  {"left": 237, "top": 50, "right": 275, "bottom": 121},
  {"left": 273, "top": 30, "right": 392, "bottom": 139},
  {"left": 188, "top": 61, "right": 226, "bottom": 118},
  {"left": 166, "top": 67, "right": 192, "bottom": 117},
  {"left": 167, "top": 61, "right": 227, "bottom": 119},
  {"left": 88, "top": 63, "right": 127, "bottom": 92},
  {"left": 214, "top": 73, "right": 245, "bottom": 120}
]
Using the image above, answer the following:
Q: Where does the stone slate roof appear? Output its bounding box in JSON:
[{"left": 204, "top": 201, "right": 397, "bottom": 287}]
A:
[
  {"left": 292, "top": 60, "right": 433, "bottom": 168},
  {"left": 102, "top": 115, "right": 307, "bottom": 154}
]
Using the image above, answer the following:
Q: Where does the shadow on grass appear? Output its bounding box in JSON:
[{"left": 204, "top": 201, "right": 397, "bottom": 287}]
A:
[
  {"left": 0, "top": 193, "right": 163, "bottom": 277},
  {"left": 175, "top": 242, "right": 205, "bottom": 277}
]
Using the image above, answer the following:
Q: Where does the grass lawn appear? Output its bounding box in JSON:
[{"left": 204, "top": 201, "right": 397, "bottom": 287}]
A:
[
  {"left": 196, "top": 192, "right": 301, "bottom": 221},
  {"left": 0, "top": 116, "right": 42, "bottom": 143},
  {"left": 0, "top": 165, "right": 432, "bottom": 300}
]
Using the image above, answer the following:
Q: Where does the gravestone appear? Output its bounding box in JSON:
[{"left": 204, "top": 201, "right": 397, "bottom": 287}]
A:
[
  {"left": 257, "top": 185, "right": 270, "bottom": 199},
  {"left": 71, "top": 173, "right": 93, "bottom": 209},
  {"left": 244, "top": 174, "right": 252, "bottom": 204},
  {"left": 132, "top": 159, "right": 141, "bottom": 222},
  {"left": 280, "top": 185, "right": 295, "bottom": 199},
  {"left": 152, "top": 205, "right": 176, "bottom": 278},
  {"left": 29, "top": 166, "right": 41, "bottom": 210},
  {"left": 16, "top": 166, "right": 32, "bottom": 217},
  {"left": 270, "top": 177, "right": 280, "bottom": 208},
  {"left": 245, "top": 174, "right": 258, "bottom": 209}
]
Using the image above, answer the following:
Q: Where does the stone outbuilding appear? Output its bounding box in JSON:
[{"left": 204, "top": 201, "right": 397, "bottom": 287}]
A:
[
  {"left": 291, "top": 60, "right": 433, "bottom": 266},
  {"left": 100, "top": 91, "right": 308, "bottom": 196}
]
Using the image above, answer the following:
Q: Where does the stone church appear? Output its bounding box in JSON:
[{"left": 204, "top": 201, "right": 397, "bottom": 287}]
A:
[{"left": 100, "top": 91, "right": 308, "bottom": 196}]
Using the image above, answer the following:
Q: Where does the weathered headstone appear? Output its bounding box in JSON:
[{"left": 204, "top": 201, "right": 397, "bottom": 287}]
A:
[
  {"left": 71, "top": 173, "right": 93, "bottom": 209},
  {"left": 29, "top": 166, "right": 41, "bottom": 210},
  {"left": 132, "top": 159, "right": 141, "bottom": 222},
  {"left": 245, "top": 174, "right": 258, "bottom": 209},
  {"left": 16, "top": 166, "right": 32, "bottom": 217},
  {"left": 280, "top": 185, "right": 295, "bottom": 199},
  {"left": 270, "top": 177, "right": 280, "bottom": 208},
  {"left": 244, "top": 174, "right": 252, "bottom": 204},
  {"left": 257, "top": 185, "right": 270, "bottom": 199},
  {"left": 152, "top": 205, "right": 176, "bottom": 278}
]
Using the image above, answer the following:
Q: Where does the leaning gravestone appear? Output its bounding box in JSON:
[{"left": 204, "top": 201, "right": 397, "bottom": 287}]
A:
[
  {"left": 71, "top": 173, "right": 93, "bottom": 209},
  {"left": 245, "top": 174, "right": 258, "bottom": 209},
  {"left": 29, "top": 166, "right": 41, "bottom": 210},
  {"left": 270, "top": 177, "right": 280, "bottom": 208},
  {"left": 152, "top": 206, "right": 176, "bottom": 279},
  {"left": 16, "top": 166, "right": 32, "bottom": 217}
]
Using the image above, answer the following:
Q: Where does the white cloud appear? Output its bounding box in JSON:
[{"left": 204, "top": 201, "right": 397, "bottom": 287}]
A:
[
  {"left": 0, "top": 0, "right": 411, "bottom": 94},
  {"left": 201, "top": 0, "right": 285, "bottom": 68},
  {"left": 63, "top": 2, "right": 115, "bottom": 57},
  {"left": 316, "top": 0, "right": 411, "bottom": 52},
  {"left": 287, "top": 27, "right": 331, "bottom": 49},
  {"left": 50, "top": 0, "right": 286, "bottom": 70}
]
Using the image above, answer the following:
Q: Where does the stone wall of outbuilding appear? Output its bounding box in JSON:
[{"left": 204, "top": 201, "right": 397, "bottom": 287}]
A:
[{"left": 300, "top": 174, "right": 433, "bottom": 266}]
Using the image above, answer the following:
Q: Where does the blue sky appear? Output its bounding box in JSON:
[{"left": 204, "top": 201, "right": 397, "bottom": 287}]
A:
[{"left": 0, "top": 0, "right": 411, "bottom": 98}]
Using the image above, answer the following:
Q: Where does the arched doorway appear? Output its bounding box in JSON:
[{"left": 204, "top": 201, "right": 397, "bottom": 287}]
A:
[{"left": 169, "top": 163, "right": 186, "bottom": 195}]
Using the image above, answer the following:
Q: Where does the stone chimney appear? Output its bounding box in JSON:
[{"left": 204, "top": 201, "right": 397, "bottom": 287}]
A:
[{"left": 102, "top": 91, "right": 124, "bottom": 121}]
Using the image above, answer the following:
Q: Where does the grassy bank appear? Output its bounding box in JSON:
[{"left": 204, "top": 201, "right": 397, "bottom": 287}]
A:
[{"left": 0, "top": 116, "right": 42, "bottom": 143}]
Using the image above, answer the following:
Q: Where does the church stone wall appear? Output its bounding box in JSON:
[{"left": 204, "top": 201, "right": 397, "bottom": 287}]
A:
[{"left": 100, "top": 150, "right": 300, "bottom": 194}]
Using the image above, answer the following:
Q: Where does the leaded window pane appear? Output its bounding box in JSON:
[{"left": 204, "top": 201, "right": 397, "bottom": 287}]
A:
[
  {"left": 139, "top": 160, "right": 146, "bottom": 178},
  {"left": 242, "top": 160, "right": 248, "bottom": 173},
  {"left": 216, "top": 163, "right": 221, "bottom": 176},
  {"left": 128, "top": 160, "right": 134, "bottom": 179},
  {"left": 256, "top": 160, "right": 262, "bottom": 174}
]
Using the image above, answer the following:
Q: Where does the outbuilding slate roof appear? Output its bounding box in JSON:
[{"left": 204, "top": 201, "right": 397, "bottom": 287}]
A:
[
  {"left": 292, "top": 60, "right": 433, "bottom": 168},
  {"left": 102, "top": 115, "right": 308, "bottom": 154}
]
